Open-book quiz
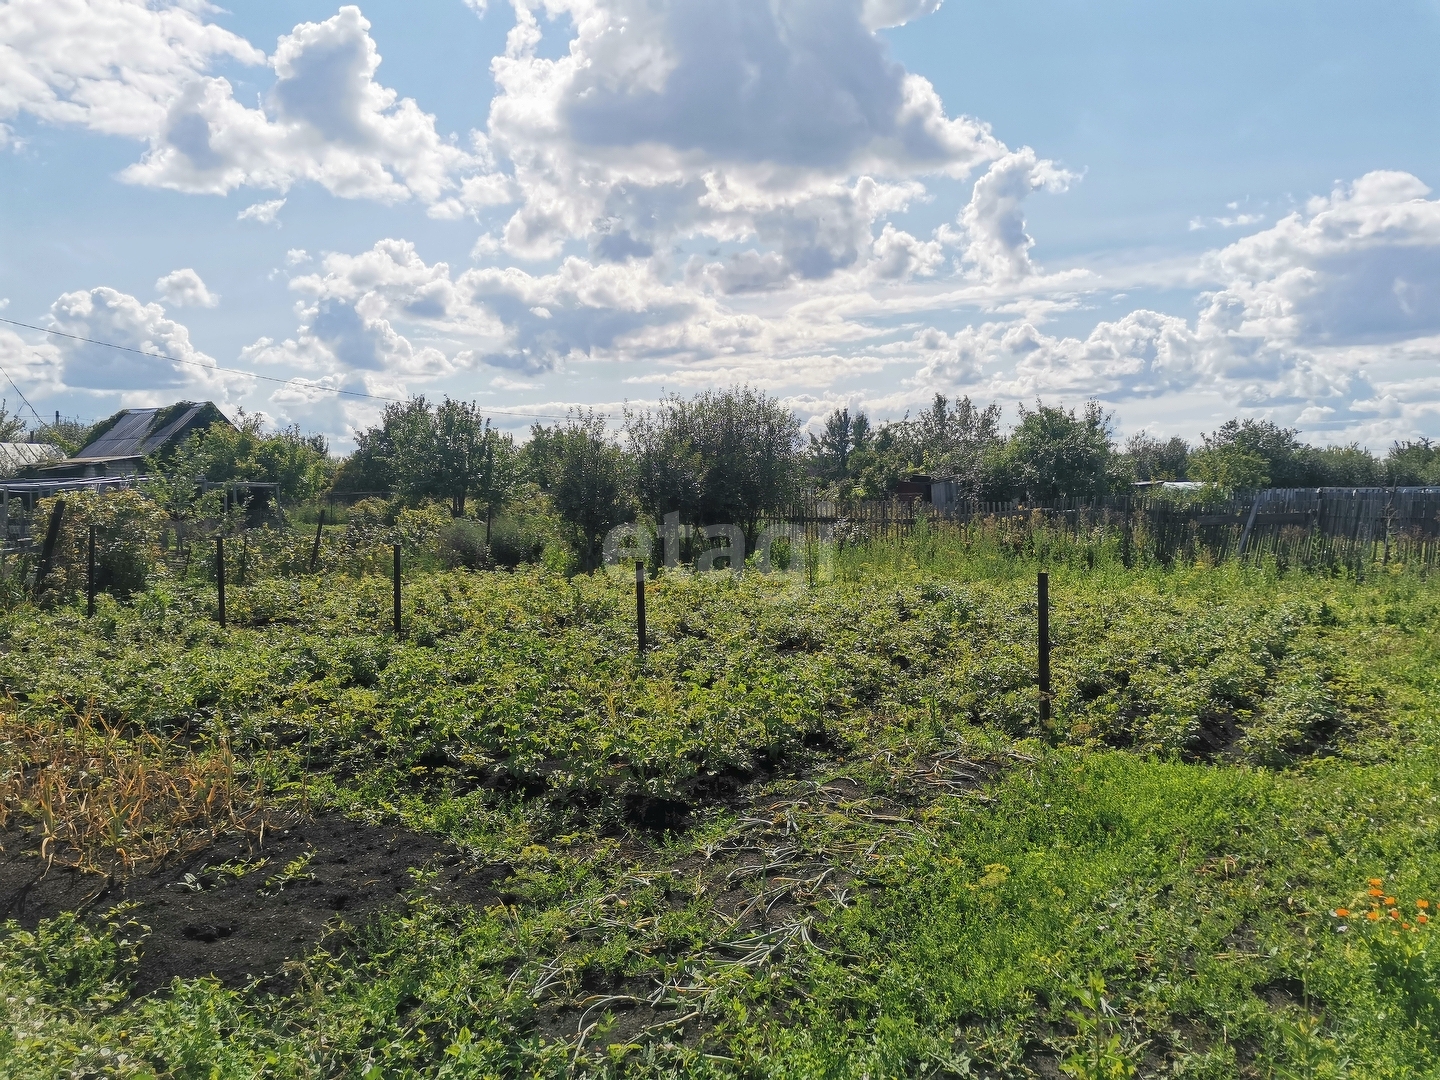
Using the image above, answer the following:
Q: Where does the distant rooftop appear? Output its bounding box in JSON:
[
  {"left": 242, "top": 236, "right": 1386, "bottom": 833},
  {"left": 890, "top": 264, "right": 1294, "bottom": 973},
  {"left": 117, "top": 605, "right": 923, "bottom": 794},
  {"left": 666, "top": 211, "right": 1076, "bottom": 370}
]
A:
[
  {"left": 73, "top": 402, "right": 227, "bottom": 462},
  {"left": 0, "top": 442, "right": 64, "bottom": 477}
]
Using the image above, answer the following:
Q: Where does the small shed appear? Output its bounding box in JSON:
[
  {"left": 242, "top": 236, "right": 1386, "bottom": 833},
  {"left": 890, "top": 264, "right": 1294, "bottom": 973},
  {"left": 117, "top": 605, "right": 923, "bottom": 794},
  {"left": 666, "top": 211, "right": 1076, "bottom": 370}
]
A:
[
  {"left": 0, "top": 442, "right": 64, "bottom": 478},
  {"left": 26, "top": 402, "right": 231, "bottom": 479}
]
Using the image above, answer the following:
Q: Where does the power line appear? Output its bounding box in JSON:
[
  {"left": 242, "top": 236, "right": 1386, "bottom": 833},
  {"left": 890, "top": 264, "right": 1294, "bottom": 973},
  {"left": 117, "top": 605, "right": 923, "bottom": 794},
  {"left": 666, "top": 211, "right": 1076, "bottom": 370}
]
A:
[
  {"left": 0, "top": 359, "right": 44, "bottom": 428},
  {"left": 0, "top": 316, "right": 589, "bottom": 422}
]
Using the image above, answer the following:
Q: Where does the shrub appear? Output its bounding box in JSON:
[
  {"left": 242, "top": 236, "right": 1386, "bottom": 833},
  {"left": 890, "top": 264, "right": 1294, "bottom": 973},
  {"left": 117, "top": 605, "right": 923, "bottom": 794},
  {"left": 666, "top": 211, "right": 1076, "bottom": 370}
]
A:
[
  {"left": 395, "top": 504, "right": 452, "bottom": 555},
  {"left": 488, "top": 515, "right": 543, "bottom": 568},
  {"left": 33, "top": 489, "right": 168, "bottom": 603},
  {"left": 348, "top": 496, "right": 397, "bottom": 527},
  {"left": 438, "top": 519, "right": 490, "bottom": 570}
]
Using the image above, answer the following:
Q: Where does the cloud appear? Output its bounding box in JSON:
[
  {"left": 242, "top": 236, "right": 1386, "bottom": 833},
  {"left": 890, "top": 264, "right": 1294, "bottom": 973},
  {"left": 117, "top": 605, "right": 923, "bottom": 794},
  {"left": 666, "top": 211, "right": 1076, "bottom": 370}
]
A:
[
  {"left": 889, "top": 171, "right": 1440, "bottom": 442},
  {"left": 30, "top": 7, "right": 1437, "bottom": 447},
  {"left": 44, "top": 286, "right": 233, "bottom": 403},
  {"left": 1189, "top": 212, "right": 1265, "bottom": 231},
  {"left": 125, "top": 7, "right": 480, "bottom": 206},
  {"left": 215, "top": 170, "right": 1440, "bottom": 447},
  {"left": 869, "top": 222, "right": 944, "bottom": 280},
  {"left": 860, "top": 0, "right": 945, "bottom": 31},
  {"left": 272, "top": 237, "right": 702, "bottom": 378},
  {"left": 482, "top": 0, "right": 1008, "bottom": 265},
  {"left": 0, "top": 324, "right": 62, "bottom": 401},
  {"left": 1204, "top": 171, "right": 1440, "bottom": 348},
  {"left": 238, "top": 198, "right": 285, "bottom": 224},
  {"left": 0, "top": 0, "right": 263, "bottom": 140},
  {"left": 1, "top": 3, "right": 485, "bottom": 208},
  {"left": 949, "top": 148, "right": 1076, "bottom": 282},
  {"left": 154, "top": 267, "right": 218, "bottom": 307}
]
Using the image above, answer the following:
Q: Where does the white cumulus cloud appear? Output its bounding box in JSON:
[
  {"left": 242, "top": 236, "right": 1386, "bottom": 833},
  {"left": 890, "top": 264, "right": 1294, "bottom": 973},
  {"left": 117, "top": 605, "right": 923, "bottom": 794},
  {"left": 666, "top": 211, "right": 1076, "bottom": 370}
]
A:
[
  {"left": 238, "top": 198, "right": 285, "bottom": 225},
  {"left": 480, "top": 0, "right": 1010, "bottom": 268},
  {"left": 44, "top": 285, "right": 234, "bottom": 403},
  {"left": 1, "top": 3, "right": 485, "bottom": 209},
  {"left": 0, "top": 0, "right": 263, "bottom": 140},
  {"left": 154, "top": 267, "right": 217, "bottom": 307},
  {"left": 898, "top": 171, "right": 1440, "bottom": 443}
]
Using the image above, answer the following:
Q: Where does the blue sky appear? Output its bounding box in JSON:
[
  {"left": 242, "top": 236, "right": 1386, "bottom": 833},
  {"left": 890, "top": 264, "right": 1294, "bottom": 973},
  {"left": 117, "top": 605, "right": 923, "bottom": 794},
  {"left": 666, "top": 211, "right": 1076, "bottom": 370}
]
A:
[{"left": 2, "top": 0, "right": 1438, "bottom": 450}]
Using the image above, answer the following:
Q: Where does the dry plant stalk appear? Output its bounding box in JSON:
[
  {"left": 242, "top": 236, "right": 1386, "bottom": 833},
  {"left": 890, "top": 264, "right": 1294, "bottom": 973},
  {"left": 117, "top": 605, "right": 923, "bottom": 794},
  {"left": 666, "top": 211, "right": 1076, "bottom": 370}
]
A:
[{"left": 0, "top": 699, "right": 264, "bottom": 873}]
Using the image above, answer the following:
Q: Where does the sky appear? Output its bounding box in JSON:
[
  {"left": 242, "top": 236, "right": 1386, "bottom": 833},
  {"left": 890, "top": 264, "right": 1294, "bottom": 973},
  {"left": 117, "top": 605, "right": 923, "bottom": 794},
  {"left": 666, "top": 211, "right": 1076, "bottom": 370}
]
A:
[{"left": 2, "top": 0, "right": 1439, "bottom": 452}]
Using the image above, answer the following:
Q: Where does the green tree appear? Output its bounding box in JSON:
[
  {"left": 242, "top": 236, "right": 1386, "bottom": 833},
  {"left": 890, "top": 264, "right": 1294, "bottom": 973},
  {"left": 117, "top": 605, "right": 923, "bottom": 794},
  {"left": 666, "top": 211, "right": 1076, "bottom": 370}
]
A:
[
  {"left": 0, "top": 400, "right": 27, "bottom": 442},
  {"left": 1299, "top": 443, "right": 1383, "bottom": 487},
  {"left": 1199, "top": 419, "right": 1305, "bottom": 486},
  {"left": 430, "top": 398, "right": 491, "bottom": 517},
  {"left": 627, "top": 386, "right": 802, "bottom": 541},
  {"left": 808, "top": 408, "right": 872, "bottom": 486},
  {"left": 144, "top": 434, "right": 215, "bottom": 521},
  {"left": 28, "top": 415, "right": 93, "bottom": 455},
  {"left": 544, "top": 410, "right": 631, "bottom": 571},
  {"left": 1386, "top": 439, "right": 1440, "bottom": 486},
  {"left": 1189, "top": 444, "right": 1270, "bottom": 490},
  {"left": 337, "top": 397, "right": 513, "bottom": 518},
  {"left": 1003, "top": 400, "right": 1117, "bottom": 500},
  {"left": 472, "top": 424, "right": 519, "bottom": 540},
  {"left": 1196, "top": 419, "right": 1383, "bottom": 488},
  {"left": 200, "top": 412, "right": 335, "bottom": 503},
  {"left": 333, "top": 397, "right": 432, "bottom": 497},
  {"left": 909, "top": 394, "right": 1005, "bottom": 498},
  {"left": 1124, "top": 432, "right": 1190, "bottom": 481}
]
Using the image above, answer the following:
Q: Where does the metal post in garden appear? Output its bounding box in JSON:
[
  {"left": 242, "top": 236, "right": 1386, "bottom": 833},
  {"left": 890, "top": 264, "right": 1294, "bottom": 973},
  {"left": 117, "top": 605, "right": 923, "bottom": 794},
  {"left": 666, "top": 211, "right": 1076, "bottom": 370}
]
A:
[
  {"left": 33, "top": 498, "right": 65, "bottom": 597},
  {"left": 87, "top": 523, "right": 96, "bottom": 617},
  {"left": 310, "top": 507, "right": 326, "bottom": 572},
  {"left": 393, "top": 543, "right": 402, "bottom": 637},
  {"left": 216, "top": 536, "right": 226, "bottom": 628},
  {"left": 635, "top": 560, "right": 647, "bottom": 657},
  {"left": 1038, "top": 570, "right": 1050, "bottom": 726}
]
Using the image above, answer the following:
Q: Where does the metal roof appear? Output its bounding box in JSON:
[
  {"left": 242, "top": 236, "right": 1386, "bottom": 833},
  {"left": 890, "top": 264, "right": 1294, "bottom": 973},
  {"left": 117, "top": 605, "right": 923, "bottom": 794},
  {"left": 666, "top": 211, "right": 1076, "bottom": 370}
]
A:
[
  {"left": 0, "top": 442, "right": 65, "bottom": 476},
  {"left": 73, "top": 403, "right": 219, "bottom": 461}
]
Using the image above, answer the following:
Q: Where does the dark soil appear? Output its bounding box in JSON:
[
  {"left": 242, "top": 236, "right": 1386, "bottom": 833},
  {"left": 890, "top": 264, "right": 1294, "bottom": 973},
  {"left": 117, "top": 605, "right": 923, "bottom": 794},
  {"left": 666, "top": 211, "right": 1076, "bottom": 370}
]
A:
[{"left": 0, "top": 812, "right": 504, "bottom": 995}]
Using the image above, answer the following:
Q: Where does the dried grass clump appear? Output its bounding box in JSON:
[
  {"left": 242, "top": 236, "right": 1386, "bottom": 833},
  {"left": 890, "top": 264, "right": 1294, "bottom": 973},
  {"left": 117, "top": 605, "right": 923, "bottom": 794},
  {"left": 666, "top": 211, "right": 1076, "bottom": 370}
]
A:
[{"left": 0, "top": 700, "right": 264, "bottom": 873}]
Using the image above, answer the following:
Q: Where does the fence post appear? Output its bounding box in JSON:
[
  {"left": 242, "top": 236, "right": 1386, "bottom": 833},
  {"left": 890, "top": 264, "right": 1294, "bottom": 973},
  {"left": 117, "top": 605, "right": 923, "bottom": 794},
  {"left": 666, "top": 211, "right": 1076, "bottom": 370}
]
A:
[
  {"left": 215, "top": 536, "right": 226, "bottom": 628},
  {"left": 33, "top": 498, "right": 65, "bottom": 597},
  {"left": 636, "top": 560, "right": 647, "bottom": 657},
  {"left": 309, "top": 507, "right": 326, "bottom": 572},
  {"left": 1038, "top": 570, "right": 1050, "bottom": 726},
  {"left": 1236, "top": 493, "right": 1261, "bottom": 558},
  {"left": 87, "top": 523, "right": 97, "bottom": 617},
  {"left": 393, "top": 543, "right": 402, "bottom": 637},
  {"left": 1, "top": 488, "right": 7, "bottom": 581}
]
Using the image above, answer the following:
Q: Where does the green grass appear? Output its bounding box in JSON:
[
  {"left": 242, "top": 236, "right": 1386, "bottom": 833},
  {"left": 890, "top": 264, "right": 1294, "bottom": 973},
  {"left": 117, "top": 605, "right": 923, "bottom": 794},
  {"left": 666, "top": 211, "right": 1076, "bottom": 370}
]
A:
[{"left": 4, "top": 529, "right": 1440, "bottom": 1077}]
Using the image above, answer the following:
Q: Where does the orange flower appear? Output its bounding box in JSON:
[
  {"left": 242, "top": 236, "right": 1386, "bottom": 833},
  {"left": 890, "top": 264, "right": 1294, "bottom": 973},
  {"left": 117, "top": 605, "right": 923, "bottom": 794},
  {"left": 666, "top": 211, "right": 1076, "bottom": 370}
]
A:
[
  {"left": 1404, "top": 922, "right": 1413, "bottom": 930},
  {"left": 1385, "top": 896, "right": 1398, "bottom": 906},
  {"left": 1368, "top": 910, "right": 1381, "bottom": 921},
  {"left": 1418, "top": 899, "right": 1431, "bottom": 909},
  {"left": 1334, "top": 908, "right": 1350, "bottom": 918},
  {"left": 1370, "top": 878, "right": 1384, "bottom": 886},
  {"left": 1390, "top": 909, "right": 1401, "bottom": 920},
  {"left": 1420, "top": 915, "right": 1430, "bottom": 925},
  {"left": 1369, "top": 888, "right": 1384, "bottom": 897}
]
